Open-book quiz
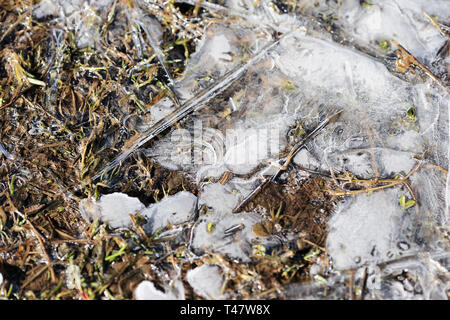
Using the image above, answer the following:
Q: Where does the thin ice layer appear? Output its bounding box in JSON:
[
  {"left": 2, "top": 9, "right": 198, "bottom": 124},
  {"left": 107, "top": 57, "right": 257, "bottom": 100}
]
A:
[
  {"left": 134, "top": 280, "right": 185, "bottom": 300},
  {"left": 293, "top": 0, "right": 448, "bottom": 61},
  {"left": 327, "top": 189, "right": 408, "bottom": 270},
  {"left": 285, "top": 251, "right": 449, "bottom": 299},
  {"left": 143, "top": 14, "right": 448, "bottom": 271},
  {"left": 186, "top": 264, "right": 227, "bottom": 299}
]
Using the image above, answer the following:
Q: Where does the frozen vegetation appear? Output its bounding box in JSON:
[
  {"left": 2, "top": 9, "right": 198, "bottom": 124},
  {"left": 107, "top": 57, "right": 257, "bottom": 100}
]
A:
[{"left": 28, "top": 0, "right": 449, "bottom": 299}]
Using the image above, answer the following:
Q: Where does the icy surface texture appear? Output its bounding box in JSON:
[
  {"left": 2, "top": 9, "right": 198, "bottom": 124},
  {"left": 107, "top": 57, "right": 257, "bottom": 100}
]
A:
[
  {"left": 190, "top": 181, "right": 279, "bottom": 261},
  {"left": 134, "top": 280, "right": 185, "bottom": 300},
  {"left": 79, "top": 191, "right": 197, "bottom": 232},
  {"left": 303, "top": 0, "right": 448, "bottom": 60},
  {"left": 191, "top": 211, "right": 262, "bottom": 262},
  {"left": 141, "top": 191, "right": 197, "bottom": 234},
  {"left": 186, "top": 264, "right": 227, "bottom": 299},
  {"left": 65, "top": 265, "right": 82, "bottom": 290},
  {"left": 327, "top": 189, "right": 412, "bottom": 270},
  {"left": 33, "top": 0, "right": 114, "bottom": 49},
  {"left": 79, "top": 192, "right": 145, "bottom": 228}
]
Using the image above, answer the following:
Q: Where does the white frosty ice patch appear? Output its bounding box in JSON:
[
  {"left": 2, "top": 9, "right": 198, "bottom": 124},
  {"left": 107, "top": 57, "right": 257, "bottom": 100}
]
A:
[
  {"left": 191, "top": 212, "right": 262, "bottom": 262},
  {"left": 186, "top": 264, "right": 227, "bottom": 299},
  {"left": 325, "top": 148, "right": 417, "bottom": 179},
  {"left": 293, "top": 148, "right": 322, "bottom": 171},
  {"left": 79, "top": 191, "right": 197, "bottom": 232},
  {"left": 134, "top": 280, "right": 185, "bottom": 300},
  {"left": 326, "top": 189, "right": 404, "bottom": 270},
  {"left": 141, "top": 191, "right": 197, "bottom": 234},
  {"left": 199, "top": 183, "right": 239, "bottom": 215},
  {"left": 337, "top": 0, "right": 448, "bottom": 60},
  {"left": 79, "top": 192, "right": 145, "bottom": 229},
  {"left": 65, "top": 264, "right": 82, "bottom": 290}
]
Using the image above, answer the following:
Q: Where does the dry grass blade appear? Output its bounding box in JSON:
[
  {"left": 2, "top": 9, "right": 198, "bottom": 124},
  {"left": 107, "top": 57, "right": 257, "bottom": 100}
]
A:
[
  {"left": 329, "top": 161, "right": 422, "bottom": 196},
  {"left": 423, "top": 11, "right": 446, "bottom": 37},
  {"left": 0, "top": 9, "right": 32, "bottom": 43},
  {"left": 392, "top": 40, "right": 449, "bottom": 93}
]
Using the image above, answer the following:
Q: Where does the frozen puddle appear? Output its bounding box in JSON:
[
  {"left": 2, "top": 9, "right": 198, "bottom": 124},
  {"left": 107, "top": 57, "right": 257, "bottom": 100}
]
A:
[{"left": 79, "top": 192, "right": 145, "bottom": 229}]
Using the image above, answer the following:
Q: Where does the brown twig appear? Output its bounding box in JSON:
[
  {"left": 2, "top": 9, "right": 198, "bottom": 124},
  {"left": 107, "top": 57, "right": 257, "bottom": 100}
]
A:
[
  {"left": 392, "top": 40, "right": 449, "bottom": 94},
  {"left": 348, "top": 269, "right": 355, "bottom": 300},
  {"left": 5, "top": 191, "right": 57, "bottom": 283},
  {"left": 423, "top": 163, "right": 448, "bottom": 176},
  {"left": 357, "top": 267, "right": 368, "bottom": 301},
  {"left": 26, "top": 220, "right": 57, "bottom": 283},
  {"left": 233, "top": 110, "right": 343, "bottom": 212},
  {"left": 301, "top": 238, "right": 326, "bottom": 252},
  {"left": 193, "top": 0, "right": 204, "bottom": 16},
  {"left": 330, "top": 161, "right": 422, "bottom": 196}
]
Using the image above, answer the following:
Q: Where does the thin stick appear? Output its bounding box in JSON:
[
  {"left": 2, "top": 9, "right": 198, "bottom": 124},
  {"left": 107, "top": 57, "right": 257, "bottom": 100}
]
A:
[
  {"left": 6, "top": 192, "right": 57, "bottom": 283},
  {"left": 349, "top": 269, "right": 355, "bottom": 300},
  {"left": 0, "top": 9, "right": 32, "bottom": 43},
  {"left": 233, "top": 110, "right": 343, "bottom": 212},
  {"left": 301, "top": 238, "right": 326, "bottom": 252},
  {"left": 26, "top": 220, "right": 57, "bottom": 283},
  {"left": 193, "top": 0, "right": 204, "bottom": 16},
  {"left": 0, "top": 84, "right": 24, "bottom": 111},
  {"left": 136, "top": 21, "right": 181, "bottom": 107},
  {"left": 423, "top": 163, "right": 448, "bottom": 176},
  {"left": 330, "top": 162, "right": 421, "bottom": 196},
  {"left": 356, "top": 267, "right": 368, "bottom": 301},
  {"left": 20, "top": 265, "right": 50, "bottom": 291},
  {"left": 423, "top": 11, "right": 446, "bottom": 37}
]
